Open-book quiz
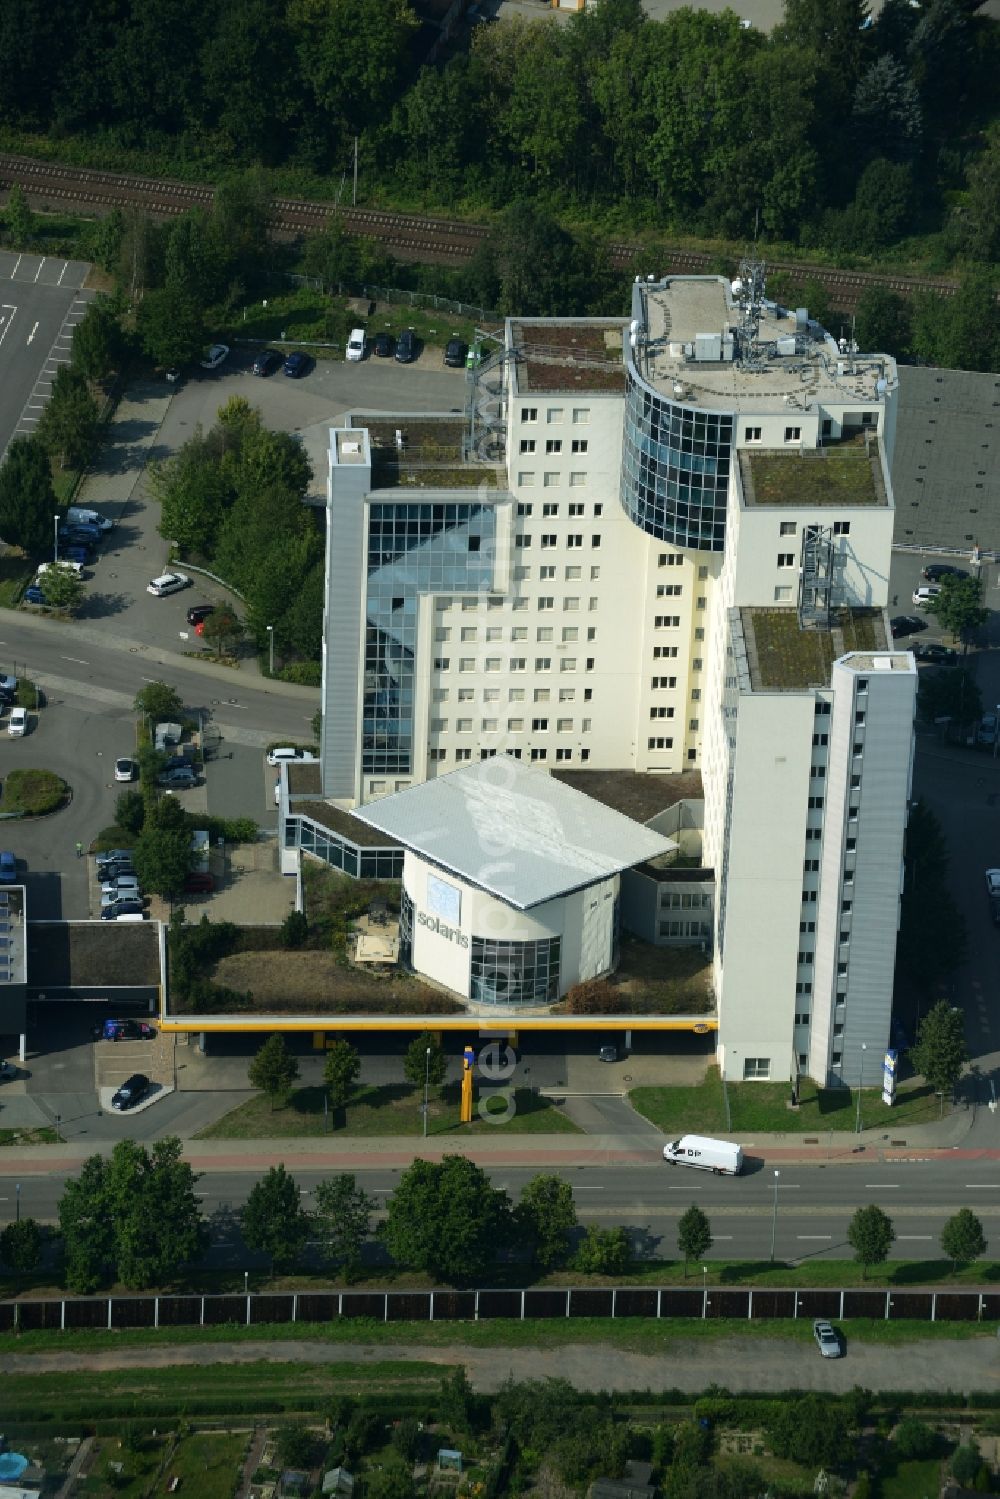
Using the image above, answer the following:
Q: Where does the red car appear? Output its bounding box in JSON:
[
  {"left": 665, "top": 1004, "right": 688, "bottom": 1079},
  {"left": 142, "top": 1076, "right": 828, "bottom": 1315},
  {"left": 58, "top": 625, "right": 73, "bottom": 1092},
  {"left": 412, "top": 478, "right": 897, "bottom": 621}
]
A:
[{"left": 183, "top": 872, "right": 215, "bottom": 894}]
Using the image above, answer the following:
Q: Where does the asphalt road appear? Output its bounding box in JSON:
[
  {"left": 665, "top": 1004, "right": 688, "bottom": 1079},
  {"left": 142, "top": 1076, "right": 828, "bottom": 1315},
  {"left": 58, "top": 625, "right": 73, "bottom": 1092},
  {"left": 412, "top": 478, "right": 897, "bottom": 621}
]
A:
[
  {"left": 0, "top": 250, "right": 92, "bottom": 461},
  {"left": 5, "top": 1157, "right": 1000, "bottom": 1264}
]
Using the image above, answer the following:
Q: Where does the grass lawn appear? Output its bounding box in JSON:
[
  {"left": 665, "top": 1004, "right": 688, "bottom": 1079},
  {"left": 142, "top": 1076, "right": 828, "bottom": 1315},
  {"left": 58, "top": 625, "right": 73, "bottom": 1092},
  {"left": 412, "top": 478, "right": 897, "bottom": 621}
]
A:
[
  {"left": 81, "top": 1435, "right": 167, "bottom": 1497},
  {"left": 630, "top": 1066, "right": 943, "bottom": 1135},
  {"left": 0, "top": 1126, "right": 59, "bottom": 1147},
  {"left": 166, "top": 1432, "right": 248, "bottom": 1498},
  {"left": 196, "top": 1082, "right": 581, "bottom": 1138},
  {"left": 235, "top": 288, "right": 480, "bottom": 357},
  {"left": 879, "top": 1457, "right": 942, "bottom": 1499}
]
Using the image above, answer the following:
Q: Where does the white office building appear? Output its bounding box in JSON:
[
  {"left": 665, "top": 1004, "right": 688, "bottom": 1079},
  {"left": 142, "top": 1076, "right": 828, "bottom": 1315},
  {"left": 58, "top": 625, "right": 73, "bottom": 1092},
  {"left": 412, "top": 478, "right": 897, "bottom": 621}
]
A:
[{"left": 313, "top": 268, "right": 915, "bottom": 1084}]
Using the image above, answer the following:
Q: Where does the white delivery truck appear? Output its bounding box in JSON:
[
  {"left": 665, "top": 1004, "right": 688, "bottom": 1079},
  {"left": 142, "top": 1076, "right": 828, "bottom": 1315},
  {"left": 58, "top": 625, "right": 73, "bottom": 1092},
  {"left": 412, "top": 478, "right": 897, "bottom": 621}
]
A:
[{"left": 662, "top": 1134, "right": 743, "bottom": 1176}]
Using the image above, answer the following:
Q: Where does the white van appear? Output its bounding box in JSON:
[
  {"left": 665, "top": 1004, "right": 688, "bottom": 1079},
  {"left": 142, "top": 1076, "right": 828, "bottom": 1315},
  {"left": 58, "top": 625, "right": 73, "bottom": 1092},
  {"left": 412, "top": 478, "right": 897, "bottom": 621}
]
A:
[
  {"left": 113, "top": 912, "right": 147, "bottom": 922},
  {"left": 663, "top": 1134, "right": 743, "bottom": 1176},
  {"left": 67, "top": 506, "right": 113, "bottom": 532},
  {"left": 37, "top": 560, "right": 85, "bottom": 579}
]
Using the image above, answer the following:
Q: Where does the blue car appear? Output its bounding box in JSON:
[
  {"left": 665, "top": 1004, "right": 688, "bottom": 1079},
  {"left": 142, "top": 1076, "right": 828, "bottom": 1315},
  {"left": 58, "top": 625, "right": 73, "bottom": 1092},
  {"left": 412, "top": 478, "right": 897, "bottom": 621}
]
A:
[
  {"left": 0, "top": 851, "right": 16, "bottom": 883},
  {"left": 283, "top": 351, "right": 309, "bottom": 378},
  {"left": 24, "top": 586, "right": 46, "bottom": 606},
  {"left": 63, "top": 545, "right": 92, "bottom": 565}
]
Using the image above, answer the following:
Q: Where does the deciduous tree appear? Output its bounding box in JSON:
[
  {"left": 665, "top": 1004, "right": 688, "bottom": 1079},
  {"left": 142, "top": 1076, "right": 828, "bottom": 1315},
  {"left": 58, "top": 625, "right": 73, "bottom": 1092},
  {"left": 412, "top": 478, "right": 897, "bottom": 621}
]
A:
[
  {"left": 314, "top": 1173, "right": 374, "bottom": 1277},
  {"left": 0, "top": 436, "right": 57, "bottom": 556},
  {"left": 572, "top": 1224, "right": 629, "bottom": 1275},
  {"left": 383, "top": 1155, "right": 513, "bottom": 1282},
  {"left": 676, "top": 1204, "right": 712, "bottom": 1277},
  {"left": 847, "top": 1204, "right": 895, "bottom": 1280},
  {"left": 136, "top": 282, "right": 204, "bottom": 369},
  {"left": 132, "top": 794, "right": 194, "bottom": 898},
  {"left": 0, "top": 1217, "right": 43, "bottom": 1282},
  {"left": 403, "top": 1032, "right": 447, "bottom": 1090},
  {"left": 515, "top": 1174, "right": 577, "bottom": 1271},
  {"left": 248, "top": 1033, "right": 300, "bottom": 1109},
  {"left": 941, "top": 1207, "right": 987, "bottom": 1271},
  {"left": 71, "top": 294, "right": 126, "bottom": 384},
  {"left": 925, "top": 573, "right": 989, "bottom": 643},
  {"left": 37, "top": 561, "right": 85, "bottom": 612},
  {"left": 133, "top": 681, "right": 184, "bottom": 721},
  {"left": 910, "top": 999, "right": 968, "bottom": 1110},
  {"left": 323, "top": 1038, "right": 361, "bottom": 1115},
  {"left": 242, "top": 1163, "right": 312, "bottom": 1273}
]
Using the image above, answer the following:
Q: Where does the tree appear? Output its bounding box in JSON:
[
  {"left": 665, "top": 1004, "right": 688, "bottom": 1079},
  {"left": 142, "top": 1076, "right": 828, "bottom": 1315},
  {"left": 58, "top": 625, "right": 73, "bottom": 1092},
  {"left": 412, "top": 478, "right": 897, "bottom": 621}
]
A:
[
  {"left": 403, "top": 1032, "right": 447, "bottom": 1091},
  {"left": 676, "top": 1204, "right": 713, "bottom": 1278},
  {"left": 71, "top": 294, "right": 126, "bottom": 383},
  {"left": 941, "top": 1207, "right": 987, "bottom": 1272},
  {"left": 132, "top": 796, "right": 194, "bottom": 898},
  {"left": 134, "top": 681, "right": 184, "bottom": 722},
  {"left": 242, "top": 1163, "right": 312, "bottom": 1273},
  {"left": 202, "top": 608, "right": 242, "bottom": 657},
  {"left": 36, "top": 366, "right": 99, "bottom": 470},
  {"left": 314, "top": 1173, "right": 374, "bottom": 1277},
  {"left": 275, "top": 1424, "right": 314, "bottom": 1469},
  {"left": 323, "top": 1038, "right": 360, "bottom": 1114},
  {"left": 136, "top": 282, "right": 205, "bottom": 369},
  {"left": 952, "top": 1440, "right": 989, "bottom": 1489},
  {"left": 515, "top": 1174, "right": 577, "bottom": 1271},
  {"left": 37, "top": 561, "right": 85, "bottom": 612},
  {"left": 280, "top": 909, "right": 309, "bottom": 948},
  {"left": 766, "top": 1393, "right": 850, "bottom": 1469},
  {"left": 0, "top": 1217, "right": 43, "bottom": 1282},
  {"left": 114, "top": 789, "right": 146, "bottom": 835},
  {"left": 382, "top": 1155, "right": 513, "bottom": 1282},
  {"left": 58, "top": 1153, "right": 116, "bottom": 1292},
  {"left": 910, "top": 998, "right": 968, "bottom": 1110},
  {"left": 847, "top": 1204, "right": 895, "bottom": 1280},
  {"left": 924, "top": 574, "right": 989, "bottom": 644},
  {"left": 572, "top": 1224, "right": 629, "bottom": 1275},
  {"left": 149, "top": 429, "right": 234, "bottom": 556},
  {"left": 365, "top": 1461, "right": 415, "bottom": 1499},
  {"left": 248, "top": 1032, "right": 300, "bottom": 1109},
  {"left": 439, "top": 1365, "right": 474, "bottom": 1431},
  {"left": 3, "top": 184, "right": 35, "bottom": 247},
  {"left": 853, "top": 285, "right": 912, "bottom": 359},
  {"left": 894, "top": 1417, "right": 940, "bottom": 1459},
  {"left": 0, "top": 435, "right": 58, "bottom": 556}
]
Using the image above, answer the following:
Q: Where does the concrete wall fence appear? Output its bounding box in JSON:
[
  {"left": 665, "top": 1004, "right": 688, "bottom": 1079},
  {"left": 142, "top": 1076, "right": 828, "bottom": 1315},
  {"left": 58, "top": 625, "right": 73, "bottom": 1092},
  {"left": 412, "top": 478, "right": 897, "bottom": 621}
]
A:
[{"left": 2, "top": 1286, "right": 999, "bottom": 1332}]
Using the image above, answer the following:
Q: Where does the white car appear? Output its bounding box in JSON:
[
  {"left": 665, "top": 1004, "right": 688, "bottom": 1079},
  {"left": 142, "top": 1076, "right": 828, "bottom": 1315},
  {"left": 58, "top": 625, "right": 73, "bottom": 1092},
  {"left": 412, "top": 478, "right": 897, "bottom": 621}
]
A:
[
  {"left": 813, "top": 1320, "right": 842, "bottom": 1358},
  {"left": 147, "top": 572, "right": 190, "bottom": 597},
  {"left": 7, "top": 707, "right": 27, "bottom": 737},
  {"left": 912, "top": 585, "right": 941, "bottom": 608},
  {"left": 200, "top": 344, "right": 229, "bottom": 370},
  {"left": 266, "top": 747, "right": 318, "bottom": 767},
  {"left": 114, "top": 758, "right": 137, "bottom": 783},
  {"left": 36, "top": 560, "right": 85, "bottom": 579},
  {"left": 985, "top": 870, "right": 1000, "bottom": 897},
  {"left": 346, "top": 328, "right": 366, "bottom": 362}
]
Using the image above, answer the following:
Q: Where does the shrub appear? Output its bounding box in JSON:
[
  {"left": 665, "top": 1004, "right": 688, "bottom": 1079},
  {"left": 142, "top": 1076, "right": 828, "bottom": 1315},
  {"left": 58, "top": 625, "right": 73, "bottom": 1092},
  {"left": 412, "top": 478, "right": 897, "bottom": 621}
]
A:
[
  {"left": 894, "top": 1417, "right": 940, "bottom": 1459},
  {"left": 115, "top": 790, "right": 145, "bottom": 834},
  {"left": 280, "top": 909, "right": 309, "bottom": 948},
  {"left": 279, "top": 661, "right": 322, "bottom": 686},
  {"left": 572, "top": 1224, "right": 629, "bottom": 1274},
  {"left": 195, "top": 815, "right": 259, "bottom": 844},
  {"left": 14, "top": 680, "right": 39, "bottom": 709},
  {"left": 2, "top": 768, "right": 67, "bottom": 815},
  {"left": 564, "top": 979, "right": 623, "bottom": 1014}
]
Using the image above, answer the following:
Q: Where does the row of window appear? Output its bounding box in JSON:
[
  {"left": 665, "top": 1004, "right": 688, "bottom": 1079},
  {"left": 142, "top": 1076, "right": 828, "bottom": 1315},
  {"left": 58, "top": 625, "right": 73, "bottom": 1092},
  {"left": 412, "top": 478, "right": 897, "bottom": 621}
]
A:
[
  {"left": 659, "top": 919, "right": 710, "bottom": 938},
  {"left": 517, "top": 503, "right": 602, "bottom": 518},
  {"left": 433, "top": 687, "right": 594, "bottom": 703},
  {"left": 429, "top": 746, "right": 589, "bottom": 764},
  {"left": 435, "top": 626, "right": 593, "bottom": 644},
  {"left": 517, "top": 473, "right": 590, "bottom": 488},
  {"left": 518, "top": 439, "right": 590, "bottom": 455},
  {"left": 520, "top": 406, "right": 590, "bottom": 424},
  {"left": 659, "top": 555, "right": 710, "bottom": 577},
  {"left": 777, "top": 520, "right": 851, "bottom": 538},
  {"left": 432, "top": 656, "right": 599, "bottom": 674},
  {"left": 430, "top": 717, "right": 594, "bottom": 733}
]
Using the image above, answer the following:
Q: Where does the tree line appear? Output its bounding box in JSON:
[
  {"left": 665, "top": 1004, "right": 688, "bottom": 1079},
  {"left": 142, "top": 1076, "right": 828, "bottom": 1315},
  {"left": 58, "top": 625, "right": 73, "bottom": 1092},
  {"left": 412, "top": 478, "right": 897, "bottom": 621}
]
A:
[{"left": 1, "top": 0, "right": 998, "bottom": 268}]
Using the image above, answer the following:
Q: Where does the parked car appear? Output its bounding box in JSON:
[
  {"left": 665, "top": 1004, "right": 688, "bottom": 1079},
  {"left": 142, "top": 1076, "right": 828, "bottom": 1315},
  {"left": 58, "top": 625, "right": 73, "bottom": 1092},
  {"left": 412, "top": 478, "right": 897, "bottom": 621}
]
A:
[
  {"left": 183, "top": 872, "right": 215, "bottom": 894},
  {"left": 23, "top": 586, "right": 46, "bottom": 606},
  {"left": 444, "top": 337, "right": 468, "bottom": 368},
  {"left": 36, "top": 560, "right": 84, "bottom": 579},
  {"left": 266, "top": 746, "right": 318, "bottom": 766},
  {"left": 598, "top": 1043, "right": 620, "bottom": 1063},
  {"left": 186, "top": 604, "right": 216, "bottom": 626},
  {"left": 67, "top": 506, "right": 112, "bottom": 532},
  {"left": 978, "top": 713, "right": 998, "bottom": 746},
  {"left": 63, "top": 545, "right": 92, "bottom": 566},
  {"left": 252, "top": 349, "right": 282, "bottom": 376},
  {"left": 63, "top": 522, "right": 102, "bottom": 546},
  {"left": 912, "top": 585, "right": 941, "bottom": 608},
  {"left": 111, "top": 1073, "right": 149, "bottom": 1110},
  {"left": 0, "top": 675, "right": 16, "bottom": 693},
  {"left": 372, "top": 331, "right": 395, "bottom": 358},
  {"left": 165, "top": 367, "right": 182, "bottom": 384},
  {"left": 890, "top": 615, "right": 926, "bottom": 639},
  {"left": 200, "top": 343, "right": 229, "bottom": 370},
  {"left": 7, "top": 707, "right": 27, "bottom": 737},
  {"left": 0, "top": 1060, "right": 15, "bottom": 1081},
  {"left": 345, "top": 328, "right": 366, "bottom": 362},
  {"left": 395, "top": 329, "right": 417, "bottom": 364},
  {"left": 147, "top": 572, "right": 190, "bottom": 597},
  {"left": 283, "top": 351, "right": 309, "bottom": 378},
  {"left": 813, "top": 1320, "right": 842, "bottom": 1358},
  {"left": 923, "top": 563, "right": 968, "bottom": 582},
  {"left": 911, "top": 642, "right": 958, "bottom": 666},
  {"left": 157, "top": 767, "right": 197, "bottom": 789},
  {"left": 114, "top": 758, "right": 137, "bottom": 782},
  {"left": 0, "top": 851, "right": 16, "bottom": 883},
  {"left": 985, "top": 870, "right": 1000, "bottom": 898},
  {"left": 100, "top": 897, "right": 145, "bottom": 920},
  {"left": 96, "top": 848, "right": 134, "bottom": 870},
  {"left": 93, "top": 1019, "right": 156, "bottom": 1042},
  {"left": 100, "top": 874, "right": 142, "bottom": 898}
]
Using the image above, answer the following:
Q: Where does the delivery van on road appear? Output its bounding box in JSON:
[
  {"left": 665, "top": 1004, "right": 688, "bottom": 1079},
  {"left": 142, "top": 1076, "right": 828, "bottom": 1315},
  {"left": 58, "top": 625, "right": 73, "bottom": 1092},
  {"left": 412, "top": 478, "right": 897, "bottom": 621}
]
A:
[{"left": 662, "top": 1134, "right": 743, "bottom": 1176}]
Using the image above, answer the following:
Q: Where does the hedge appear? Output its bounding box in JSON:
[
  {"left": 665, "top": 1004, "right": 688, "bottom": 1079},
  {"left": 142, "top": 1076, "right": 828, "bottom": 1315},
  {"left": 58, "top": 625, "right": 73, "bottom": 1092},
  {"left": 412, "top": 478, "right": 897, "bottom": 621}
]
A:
[{"left": 1, "top": 769, "right": 67, "bottom": 815}]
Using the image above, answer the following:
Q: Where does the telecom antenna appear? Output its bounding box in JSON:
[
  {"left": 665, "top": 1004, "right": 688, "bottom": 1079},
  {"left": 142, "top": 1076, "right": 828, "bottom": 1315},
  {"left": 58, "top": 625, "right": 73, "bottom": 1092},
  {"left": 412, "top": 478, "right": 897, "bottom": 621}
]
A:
[{"left": 734, "top": 250, "right": 767, "bottom": 371}]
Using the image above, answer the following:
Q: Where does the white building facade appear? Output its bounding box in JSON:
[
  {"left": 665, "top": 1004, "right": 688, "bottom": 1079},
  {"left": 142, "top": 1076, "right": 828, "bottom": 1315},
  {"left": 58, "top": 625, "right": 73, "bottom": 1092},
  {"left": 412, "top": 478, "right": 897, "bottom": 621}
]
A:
[{"left": 316, "top": 272, "right": 915, "bottom": 1084}]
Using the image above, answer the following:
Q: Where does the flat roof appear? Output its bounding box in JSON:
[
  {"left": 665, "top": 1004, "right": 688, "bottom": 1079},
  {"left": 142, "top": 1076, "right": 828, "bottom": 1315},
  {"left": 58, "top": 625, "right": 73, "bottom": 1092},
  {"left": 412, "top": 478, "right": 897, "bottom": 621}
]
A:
[
  {"left": 297, "top": 801, "right": 401, "bottom": 848},
  {"left": 552, "top": 769, "right": 703, "bottom": 823},
  {"left": 509, "top": 320, "right": 627, "bottom": 394},
  {"left": 740, "top": 441, "right": 887, "bottom": 508},
  {"left": 27, "top": 921, "right": 160, "bottom": 987},
  {"left": 349, "top": 757, "right": 675, "bottom": 910},
  {"left": 737, "top": 607, "right": 888, "bottom": 691},
  {"left": 891, "top": 366, "right": 1000, "bottom": 552}
]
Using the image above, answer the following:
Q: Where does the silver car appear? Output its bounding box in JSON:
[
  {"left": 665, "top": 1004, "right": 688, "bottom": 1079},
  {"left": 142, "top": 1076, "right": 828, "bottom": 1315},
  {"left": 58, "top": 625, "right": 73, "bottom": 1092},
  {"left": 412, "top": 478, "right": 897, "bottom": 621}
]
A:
[{"left": 813, "top": 1320, "right": 841, "bottom": 1358}]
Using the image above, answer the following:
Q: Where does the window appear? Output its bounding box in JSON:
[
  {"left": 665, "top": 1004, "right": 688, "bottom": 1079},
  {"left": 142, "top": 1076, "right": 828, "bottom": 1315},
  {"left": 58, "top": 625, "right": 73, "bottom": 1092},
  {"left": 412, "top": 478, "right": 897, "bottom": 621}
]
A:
[
  {"left": 780, "top": 521, "right": 796, "bottom": 536},
  {"left": 689, "top": 718, "right": 699, "bottom": 731},
  {"left": 534, "top": 688, "right": 550, "bottom": 703},
  {"left": 693, "top": 657, "right": 702, "bottom": 670},
  {"left": 430, "top": 718, "right": 447, "bottom": 732},
  {"left": 586, "top": 658, "right": 595, "bottom": 670},
  {"left": 541, "top": 535, "right": 557, "bottom": 549},
  {"left": 510, "top": 657, "right": 526, "bottom": 671},
  {"left": 555, "top": 748, "right": 572, "bottom": 762},
  {"left": 774, "top": 586, "right": 792, "bottom": 602},
  {"left": 508, "top": 687, "right": 525, "bottom": 701},
  {"left": 559, "top": 687, "right": 575, "bottom": 701},
  {"left": 653, "top": 645, "right": 678, "bottom": 659},
  {"left": 651, "top": 676, "right": 677, "bottom": 689},
  {"left": 547, "top": 407, "right": 564, "bottom": 425},
  {"left": 508, "top": 718, "right": 524, "bottom": 732},
  {"left": 519, "top": 439, "right": 535, "bottom": 454},
  {"left": 659, "top": 553, "right": 682, "bottom": 567},
  {"left": 536, "top": 627, "right": 553, "bottom": 642},
  {"left": 565, "top": 566, "right": 581, "bottom": 580},
  {"left": 691, "top": 688, "right": 700, "bottom": 701},
  {"left": 561, "top": 658, "right": 577, "bottom": 672},
  {"left": 568, "top": 503, "right": 584, "bottom": 516},
  {"left": 591, "top": 533, "right": 601, "bottom": 547},
  {"left": 557, "top": 718, "right": 573, "bottom": 732},
  {"left": 647, "top": 736, "right": 673, "bottom": 749},
  {"left": 456, "top": 748, "right": 471, "bottom": 762},
  {"left": 745, "top": 426, "right": 762, "bottom": 442},
  {"left": 593, "top": 503, "right": 603, "bottom": 516},
  {"left": 433, "top": 688, "right": 449, "bottom": 703},
  {"left": 530, "top": 747, "right": 547, "bottom": 762},
  {"left": 516, "top": 503, "right": 533, "bottom": 517},
  {"left": 583, "top": 688, "right": 592, "bottom": 701},
  {"left": 459, "top": 657, "right": 475, "bottom": 673},
  {"left": 485, "top": 657, "right": 502, "bottom": 672},
  {"left": 655, "top": 615, "right": 680, "bottom": 628},
  {"left": 540, "top": 565, "right": 556, "bottom": 580},
  {"left": 429, "top": 748, "right": 446, "bottom": 762},
  {"left": 485, "top": 627, "right": 502, "bottom": 642},
  {"left": 567, "top": 534, "right": 583, "bottom": 548},
  {"left": 811, "top": 765, "right": 826, "bottom": 780},
  {"left": 570, "top": 473, "right": 586, "bottom": 487},
  {"left": 855, "top": 710, "right": 866, "bottom": 725},
  {"left": 580, "top": 749, "right": 590, "bottom": 761},
  {"left": 778, "top": 553, "right": 795, "bottom": 568},
  {"left": 542, "top": 502, "right": 558, "bottom": 518},
  {"left": 795, "top": 982, "right": 812, "bottom": 996},
  {"left": 482, "top": 718, "right": 498, "bottom": 732},
  {"left": 812, "top": 732, "right": 828, "bottom": 746},
  {"left": 461, "top": 626, "right": 477, "bottom": 642},
  {"left": 562, "top": 626, "right": 578, "bottom": 641},
  {"left": 435, "top": 627, "right": 451, "bottom": 642},
  {"left": 434, "top": 657, "right": 449, "bottom": 670},
  {"left": 798, "top": 952, "right": 814, "bottom": 966},
  {"left": 521, "top": 407, "right": 537, "bottom": 423},
  {"left": 794, "top": 1010, "right": 810, "bottom": 1026},
  {"left": 543, "top": 472, "right": 560, "bottom": 487},
  {"left": 834, "top": 521, "right": 851, "bottom": 536},
  {"left": 564, "top": 596, "right": 579, "bottom": 611},
  {"left": 484, "top": 688, "right": 499, "bottom": 702},
  {"left": 804, "top": 859, "right": 820, "bottom": 872},
  {"left": 590, "top": 565, "right": 600, "bottom": 579},
  {"left": 743, "top": 1057, "right": 771, "bottom": 1081},
  {"left": 511, "top": 627, "right": 527, "bottom": 642},
  {"left": 572, "top": 408, "right": 589, "bottom": 424},
  {"left": 456, "top": 718, "right": 472, "bottom": 732},
  {"left": 650, "top": 707, "right": 672, "bottom": 719},
  {"left": 571, "top": 439, "right": 588, "bottom": 454},
  {"left": 858, "top": 679, "right": 868, "bottom": 693},
  {"left": 538, "top": 596, "right": 554, "bottom": 611},
  {"left": 545, "top": 440, "right": 562, "bottom": 455},
  {"left": 784, "top": 426, "right": 801, "bottom": 443},
  {"left": 535, "top": 657, "right": 552, "bottom": 671},
  {"left": 657, "top": 583, "right": 682, "bottom": 597},
  {"left": 532, "top": 717, "right": 548, "bottom": 731}
]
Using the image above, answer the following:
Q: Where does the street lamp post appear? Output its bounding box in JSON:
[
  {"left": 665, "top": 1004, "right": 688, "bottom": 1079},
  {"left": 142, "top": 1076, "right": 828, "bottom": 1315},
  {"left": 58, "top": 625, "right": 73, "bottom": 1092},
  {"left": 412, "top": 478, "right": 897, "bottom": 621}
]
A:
[
  {"left": 423, "top": 1045, "right": 432, "bottom": 1139},
  {"left": 769, "top": 1170, "right": 780, "bottom": 1262},
  {"left": 702, "top": 1264, "right": 708, "bottom": 1319},
  {"left": 855, "top": 1043, "right": 868, "bottom": 1134},
  {"left": 244, "top": 1270, "right": 249, "bottom": 1297},
  {"left": 266, "top": 624, "right": 274, "bottom": 676},
  {"left": 53, "top": 514, "right": 59, "bottom": 563},
  {"left": 15, "top": 1183, "right": 20, "bottom": 1223}
]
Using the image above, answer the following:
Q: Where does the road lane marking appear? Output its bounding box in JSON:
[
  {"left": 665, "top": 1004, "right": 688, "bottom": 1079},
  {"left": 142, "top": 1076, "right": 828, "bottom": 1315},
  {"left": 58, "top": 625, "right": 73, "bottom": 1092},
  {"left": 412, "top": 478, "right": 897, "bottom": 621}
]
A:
[
  {"left": 797, "top": 1235, "right": 832, "bottom": 1240},
  {"left": 573, "top": 1186, "right": 604, "bottom": 1190},
  {"left": 34, "top": 258, "right": 45, "bottom": 283},
  {"left": 60, "top": 656, "right": 89, "bottom": 666},
  {"left": 965, "top": 1184, "right": 1000, "bottom": 1188},
  {"left": 865, "top": 1183, "right": 899, "bottom": 1188},
  {"left": 27, "top": 320, "right": 38, "bottom": 344},
  {"left": 897, "top": 1235, "right": 933, "bottom": 1240}
]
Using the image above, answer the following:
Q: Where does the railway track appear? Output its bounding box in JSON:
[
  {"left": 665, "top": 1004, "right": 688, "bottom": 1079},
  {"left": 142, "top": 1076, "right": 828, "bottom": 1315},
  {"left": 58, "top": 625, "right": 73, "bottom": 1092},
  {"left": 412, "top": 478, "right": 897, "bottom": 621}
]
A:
[{"left": 0, "top": 151, "right": 957, "bottom": 309}]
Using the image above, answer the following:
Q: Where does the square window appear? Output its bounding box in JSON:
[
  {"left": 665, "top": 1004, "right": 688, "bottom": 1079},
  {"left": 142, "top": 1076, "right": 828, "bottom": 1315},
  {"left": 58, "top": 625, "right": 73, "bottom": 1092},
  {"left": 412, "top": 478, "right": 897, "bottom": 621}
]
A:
[
  {"left": 461, "top": 626, "right": 477, "bottom": 642},
  {"left": 519, "top": 439, "right": 535, "bottom": 454},
  {"left": 559, "top": 687, "right": 575, "bottom": 701},
  {"left": 485, "top": 656, "right": 502, "bottom": 671},
  {"left": 508, "top": 687, "right": 525, "bottom": 701},
  {"left": 538, "top": 596, "right": 554, "bottom": 611},
  {"left": 568, "top": 503, "right": 584, "bottom": 517},
  {"left": 562, "top": 626, "right": 578, "bottom": 641},
  {"left": 571, "top": 438, "right": 588, "bottom": 453},
  {"left": 456, "top": 748, "right": 471, "bottom": 762},
  {"left": 547, "top": 408, "right": 564, "bottom": 424},
  {"left": 572, "top": 408, "right": 589, "bottom": 424},
  {"left": 545, "top": 440, "right": 562, "bottom": 454},
  {"left": 486, "top": 626, "right": 502, "bottom": 642},
  {"left": 543, "top": 501, "right": 558, "bottom": 516},
  {"left": 535, "top": 657, "right": 552, "bottom": 671},
  {"left": 780, "top": 521, "right": 796, "bottom": 536},
  {"left": 540, "top": 565, "right": 556, "bottom": 579},
  {"left": 784, "top": 426, "right": 801, "bottom": 443},
  {"left": 774, "top": 585, "right": 792, "bottom": 602},
  {"left": 508, "top": 718, "right": 524, "bottom": 731},
  {"left": 521, "top": 407, "right": 538, "bottom": 423},
  {"left": 564, "top": 597, "right": 579, "bottom": 611},
  {"left": 778, "top": 553, "right": 795, "bottom": 568},
  {"left": 532, "top": 717, "right": 549, "bottom": 731},
  {"left": 555, "top": 748, "right": 572, "bottom": 762},
  {"left": 511, "top": 627, "right": 527, "bottom": 641},
  {"left": 560, "top": 658, "right": 577, "bottom": 672},
  {"left": 557, "top": 718, "right": 572, "bottom": 732},
  {"left": 456, "top": 718, "right": 473, "bottom": 732},
  {"left": 482, "top": 718, "right": 498, "bottom": 732},
  {"left": 543, "top": 473, "right": 560, "bottom": 487},
  {"left": 518, "top": 472, "right": 535, "bottom": 487},
  {"left": 569, "top": 472, "right": 586, "bottom": 487},
  {"left": 530, "top": 747, "right": 547, "bottom": 762},
  {"left": 541, "top": 535, "right": 557, "bottom": 549},
  {"left": 565, "top": 565, "right": 581, "bottom": 580},
  {"left": 745, "top": 426, "right": 762, "bottom": 442},
  {"left": 834, "top": 521, "right": 851, "bottom": 536}
]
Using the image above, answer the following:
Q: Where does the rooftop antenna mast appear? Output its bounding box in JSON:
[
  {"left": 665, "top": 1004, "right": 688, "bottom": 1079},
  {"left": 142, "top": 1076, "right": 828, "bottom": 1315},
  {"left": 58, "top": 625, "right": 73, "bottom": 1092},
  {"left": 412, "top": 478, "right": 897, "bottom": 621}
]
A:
[{"left": 734, "top": 241, "right": 768, "bottom": 372}]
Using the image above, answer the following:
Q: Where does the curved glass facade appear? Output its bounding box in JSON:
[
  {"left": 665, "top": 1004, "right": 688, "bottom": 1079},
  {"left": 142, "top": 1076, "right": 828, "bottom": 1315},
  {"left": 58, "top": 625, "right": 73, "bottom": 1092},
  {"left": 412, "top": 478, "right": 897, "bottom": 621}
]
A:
[
  {"left": 621, "top": 368, "right": 733, "bottom": 551},
  {"left": 470, "top": 935, "right": 561, "bottom": 1007}
]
